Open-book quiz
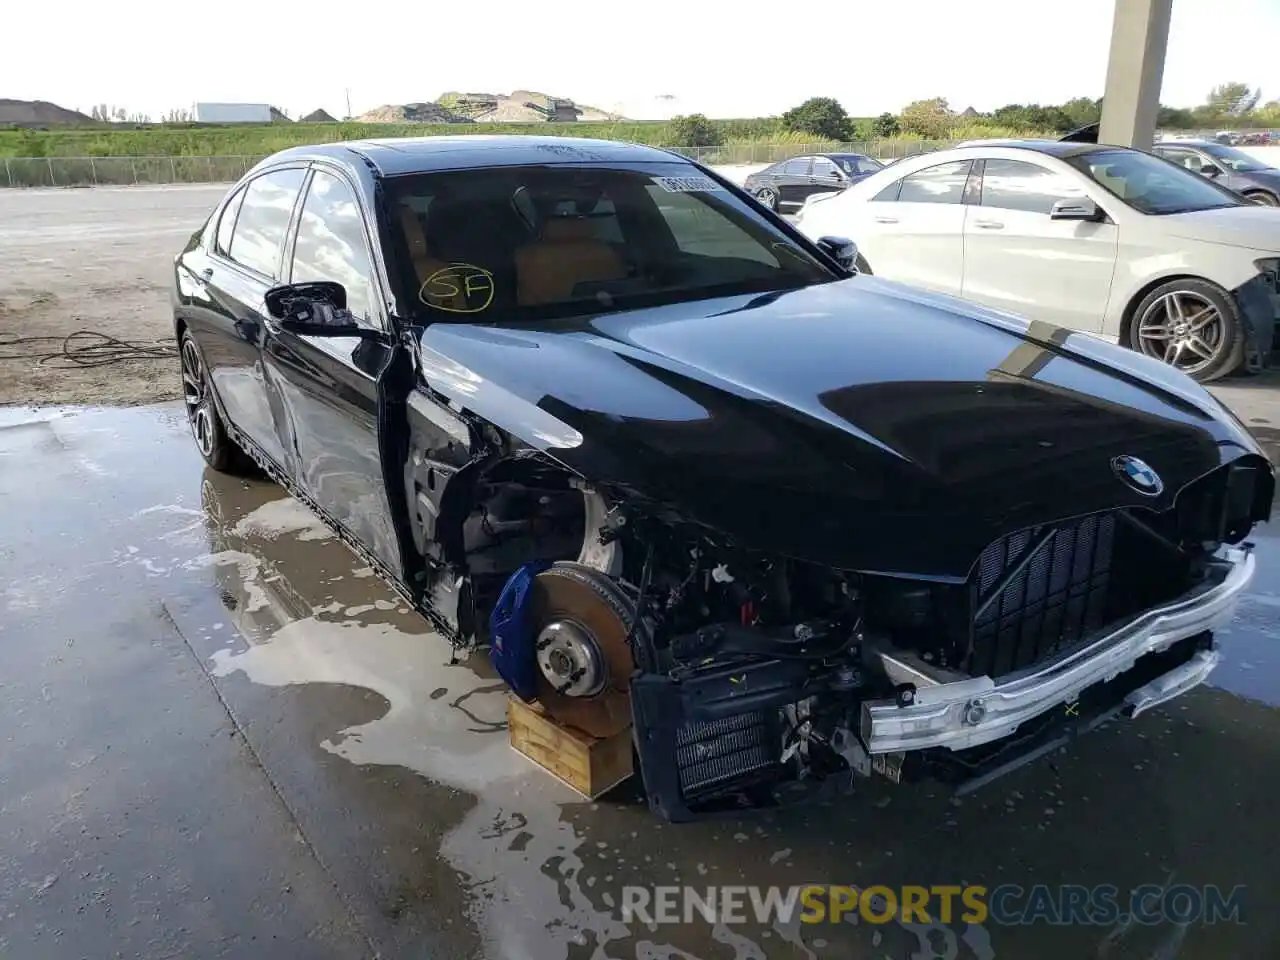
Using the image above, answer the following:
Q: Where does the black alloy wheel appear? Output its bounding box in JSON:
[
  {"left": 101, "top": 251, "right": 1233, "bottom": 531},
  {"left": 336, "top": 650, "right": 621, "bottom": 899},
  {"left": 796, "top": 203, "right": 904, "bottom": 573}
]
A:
[{"left": 180, "top": 331, "right": 250, "bottom": 472}]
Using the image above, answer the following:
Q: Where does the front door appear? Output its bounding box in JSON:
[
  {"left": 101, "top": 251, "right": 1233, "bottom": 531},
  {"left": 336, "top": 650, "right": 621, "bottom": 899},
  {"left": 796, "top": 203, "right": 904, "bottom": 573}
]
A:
[
  {"left": 260, "top": 165, "right": 408, "bottom": 580},
  {"left": 861, "top": 158, "right": 973, "bottom": 296},
  {"left": 961, "top": 158, "right": 1117, "bottom": 333},
  {"left": 193, "top": 166, "right": 308, "bottom": 468}
]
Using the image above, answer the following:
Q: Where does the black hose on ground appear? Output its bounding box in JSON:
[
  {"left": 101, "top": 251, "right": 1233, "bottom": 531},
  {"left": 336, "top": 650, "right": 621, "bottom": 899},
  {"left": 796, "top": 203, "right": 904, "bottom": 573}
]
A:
[{"left": 0, "top": 329, "right": 178, "bottom": 368}]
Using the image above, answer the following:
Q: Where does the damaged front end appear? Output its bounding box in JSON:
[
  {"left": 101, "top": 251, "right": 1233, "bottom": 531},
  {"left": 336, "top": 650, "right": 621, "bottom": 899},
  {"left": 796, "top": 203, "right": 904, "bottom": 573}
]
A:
[{"left": 490, "top": 455, "right": 1270, "bottom": 822}]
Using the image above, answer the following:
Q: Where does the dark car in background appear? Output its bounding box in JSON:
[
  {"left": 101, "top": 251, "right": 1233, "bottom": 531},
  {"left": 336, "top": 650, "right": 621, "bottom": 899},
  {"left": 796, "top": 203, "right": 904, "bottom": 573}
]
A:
[
  {"left": 743, "top": 153, "right": 884, "bottom": 212},
  {"left": 1152, "top": 139, "right": 1280, "bottom": 206}
]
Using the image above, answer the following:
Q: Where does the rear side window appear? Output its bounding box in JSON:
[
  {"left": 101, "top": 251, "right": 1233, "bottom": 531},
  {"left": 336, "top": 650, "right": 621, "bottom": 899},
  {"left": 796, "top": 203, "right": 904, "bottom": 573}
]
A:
[
  {"left": 897, "top": 160, "right": 973, "bottom": 204},
  {"left": 214, "top": 187, "right": 245, "bottom": 256},
  {"left": 228, "top": 168, "right": 307, "bottom": 277},
  {"left": 1155, "top": 147, "right": 1206, "bottom": 172},
  {"left": 782, "top": 158, "right": 811, "bottom": 176},
  {"left": 872, "top": 178, "right": 902, "bottom": 202},
  {"left": 979, "top": 159, "right": 1087, "bottom": 214},
  {"left": 290, "top": 169, "right": 377, "bottom": 324}
]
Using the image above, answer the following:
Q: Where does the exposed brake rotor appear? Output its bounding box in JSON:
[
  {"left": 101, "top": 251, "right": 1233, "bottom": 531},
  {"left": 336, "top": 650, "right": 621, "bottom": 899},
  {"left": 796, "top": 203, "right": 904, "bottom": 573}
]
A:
[{"left": 529, "top": 563, "right": 637, "bottom": 739}]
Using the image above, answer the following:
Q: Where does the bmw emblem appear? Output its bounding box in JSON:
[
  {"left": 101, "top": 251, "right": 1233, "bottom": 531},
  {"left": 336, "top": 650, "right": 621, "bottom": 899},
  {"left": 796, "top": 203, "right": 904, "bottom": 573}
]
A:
[{"left": 1111, "top": 455, "right": 1163, "bottom": 497}]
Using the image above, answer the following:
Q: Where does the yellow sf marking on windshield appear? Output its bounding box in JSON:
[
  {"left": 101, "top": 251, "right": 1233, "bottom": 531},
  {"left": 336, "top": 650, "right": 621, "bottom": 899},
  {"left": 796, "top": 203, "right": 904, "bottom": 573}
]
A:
[{"left": 420, "top": 263, "right": 495, "bottom": 314}]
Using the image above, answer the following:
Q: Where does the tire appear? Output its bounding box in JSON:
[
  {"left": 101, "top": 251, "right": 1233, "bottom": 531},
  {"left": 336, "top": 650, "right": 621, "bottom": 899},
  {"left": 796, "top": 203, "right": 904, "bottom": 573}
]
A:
[
  {"left": 1126, "top": 278, "right": 1245, "bottom": 383},
  {"left": 1243, "top": 190, "right": 1279, "bottom": 206},
  {"left": 853, "top": 254, "right": 872, "bottom": 275},
  {"left": 754, "top": 187, "right": 779, "bottom": 211},
  {"left": 179, "top": 331, "right": 253, "bottom": 473}
]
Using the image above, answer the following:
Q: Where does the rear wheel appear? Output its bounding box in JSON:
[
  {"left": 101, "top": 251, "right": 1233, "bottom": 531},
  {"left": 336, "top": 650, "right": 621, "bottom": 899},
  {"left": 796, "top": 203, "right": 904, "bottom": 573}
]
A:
[
  {"left": 1127, "top": 278, "right": 1244, "bottom": 382},
  {"left": 1244, "top": 190, "right": 1279, "bottom": 206},
  {"left": 179, "top": 331, "right": 253, "bottom": 473}
]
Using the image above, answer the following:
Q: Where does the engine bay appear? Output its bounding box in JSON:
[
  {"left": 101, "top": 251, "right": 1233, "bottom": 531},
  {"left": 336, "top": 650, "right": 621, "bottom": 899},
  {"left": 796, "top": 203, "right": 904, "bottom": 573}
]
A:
[{"left": 449, "top": 454, "right": 1273, "bottom": 821}]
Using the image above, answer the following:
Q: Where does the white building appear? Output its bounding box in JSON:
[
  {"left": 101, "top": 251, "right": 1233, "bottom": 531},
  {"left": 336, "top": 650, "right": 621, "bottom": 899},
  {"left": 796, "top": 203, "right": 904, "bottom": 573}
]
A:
[{"left": 194, "top": 102, "right": 274, "bottom": 124}]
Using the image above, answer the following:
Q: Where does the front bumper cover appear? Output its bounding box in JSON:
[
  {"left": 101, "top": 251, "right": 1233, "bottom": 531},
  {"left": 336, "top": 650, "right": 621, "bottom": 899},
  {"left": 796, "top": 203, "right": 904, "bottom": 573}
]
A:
[{"left": 861, "top": 545, "right": 1254, "bottom": 754}]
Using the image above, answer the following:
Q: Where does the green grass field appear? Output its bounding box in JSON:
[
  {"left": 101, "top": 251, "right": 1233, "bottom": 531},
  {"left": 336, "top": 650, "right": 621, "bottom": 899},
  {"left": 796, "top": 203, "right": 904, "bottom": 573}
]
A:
[
  {"left": 0, "top": 117, "right": 1045, "bottom": 187},
  {"left": 0, "top": 118, "right": 807, "bottom": 159}
]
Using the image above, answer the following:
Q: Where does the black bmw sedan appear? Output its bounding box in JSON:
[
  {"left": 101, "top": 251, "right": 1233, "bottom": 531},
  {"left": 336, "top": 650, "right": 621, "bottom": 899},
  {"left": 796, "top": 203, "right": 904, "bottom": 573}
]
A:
[
  {"left": 172, "top": 135, "right": 1271, "bottom": 822},
  {"left": 742, "top": 152, "right": 884, "bottom": 212}
]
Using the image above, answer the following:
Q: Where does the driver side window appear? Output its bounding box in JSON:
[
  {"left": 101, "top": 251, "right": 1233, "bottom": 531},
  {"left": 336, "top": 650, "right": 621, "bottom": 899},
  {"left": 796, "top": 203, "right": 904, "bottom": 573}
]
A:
[{"left": 290, "top": 169, "right": 377, "bottom": 326}]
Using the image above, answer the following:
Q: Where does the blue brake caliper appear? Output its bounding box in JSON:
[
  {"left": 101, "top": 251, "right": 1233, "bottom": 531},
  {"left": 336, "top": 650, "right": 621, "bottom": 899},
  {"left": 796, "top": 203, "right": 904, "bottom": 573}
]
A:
[{"left": 489, "top": 560, "right": 552, "bottom": 701}]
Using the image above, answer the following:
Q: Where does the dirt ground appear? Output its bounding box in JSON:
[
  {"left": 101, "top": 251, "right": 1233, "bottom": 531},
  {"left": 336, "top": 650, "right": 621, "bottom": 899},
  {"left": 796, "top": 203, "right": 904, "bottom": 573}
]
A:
[
  {"left": 0, "top": 184, "right": 227, "bottom": 406},
  {"left": 0, "top": 174, "right": 765, "bottom": 407}
]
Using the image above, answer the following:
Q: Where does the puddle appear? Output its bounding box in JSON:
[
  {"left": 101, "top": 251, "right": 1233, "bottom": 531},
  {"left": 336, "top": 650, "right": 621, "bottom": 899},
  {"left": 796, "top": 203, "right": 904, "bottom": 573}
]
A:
[
  {"left": 230, "top": 496, "right": 334, "bottom": 542},
  {"left": 196, "top": 485, "right": 640, "bottom": 959}
]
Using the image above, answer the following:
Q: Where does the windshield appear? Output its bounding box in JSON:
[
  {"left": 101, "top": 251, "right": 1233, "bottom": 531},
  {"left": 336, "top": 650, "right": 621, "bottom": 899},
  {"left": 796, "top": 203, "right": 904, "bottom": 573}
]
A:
[
  {"left": 384, "top": 162, "right": 837, "bottom": 323},
  {"left": 1199, "top": 142, "right": 1269, "bottom": 172},
  {"left": 1066, "top": 149, "right": 1246, "bottom": 215},
  {"left": 830, "top": 154, "right": 883, "bottom": 176}
]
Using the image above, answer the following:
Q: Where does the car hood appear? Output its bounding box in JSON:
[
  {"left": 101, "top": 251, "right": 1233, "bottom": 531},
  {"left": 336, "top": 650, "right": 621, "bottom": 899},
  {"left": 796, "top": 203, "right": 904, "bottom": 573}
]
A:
[
  {"left": 1161, "top": 203, "right": 1280, "bottom": 251},
  {"left": 416, "top": 278, "right": 1265, "bottom": 579}
]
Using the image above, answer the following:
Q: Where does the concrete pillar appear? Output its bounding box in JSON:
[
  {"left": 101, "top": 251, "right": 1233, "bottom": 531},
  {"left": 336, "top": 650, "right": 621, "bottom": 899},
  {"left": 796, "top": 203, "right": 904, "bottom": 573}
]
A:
[{"left": 1098, "top": 0, "right": 1173, "bottom": 150}]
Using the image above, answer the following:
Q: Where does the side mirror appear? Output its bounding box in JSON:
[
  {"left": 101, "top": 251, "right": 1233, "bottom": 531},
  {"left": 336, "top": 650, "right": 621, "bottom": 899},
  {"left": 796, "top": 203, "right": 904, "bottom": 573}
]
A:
[
  {"left": 1049, "top": 198, "right": 1104, "bottom": 222},
  {"left": 1200, "top": 163, "right": 1219, "bottom": 176},
  {"left": 816, "top": 235, "right": 858, "bottom": 272},
  {"left": 829, "top": 169, "right": 843, "bottom": 179},
  {"left": 264, "top": 281, "right": 376, "bottom": 338}
]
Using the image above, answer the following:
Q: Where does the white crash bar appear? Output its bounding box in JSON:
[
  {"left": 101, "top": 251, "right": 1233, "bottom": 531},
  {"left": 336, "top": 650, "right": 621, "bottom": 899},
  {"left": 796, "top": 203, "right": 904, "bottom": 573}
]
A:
[{"left": 861, "top": 546, "right": 1254, "bottom": 754}]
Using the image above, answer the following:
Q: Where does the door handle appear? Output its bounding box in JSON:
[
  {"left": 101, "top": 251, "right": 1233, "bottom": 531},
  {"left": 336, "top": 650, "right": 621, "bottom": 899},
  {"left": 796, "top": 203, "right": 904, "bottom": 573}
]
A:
[
  {"left": 873, "top": 216, "right": 899, "bottom": 224},
  {"left": 973, "top": 219, "right": 1004, "bottom": 229},
  {"left": 201, "top": 267, "right": 214, "bottom": 277}
]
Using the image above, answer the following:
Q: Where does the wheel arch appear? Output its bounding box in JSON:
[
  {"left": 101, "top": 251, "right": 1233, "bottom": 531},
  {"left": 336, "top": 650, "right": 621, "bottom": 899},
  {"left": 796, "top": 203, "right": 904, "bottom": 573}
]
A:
[{"left": 1241, "top": 188, "right": 1279, "bottom": 205}]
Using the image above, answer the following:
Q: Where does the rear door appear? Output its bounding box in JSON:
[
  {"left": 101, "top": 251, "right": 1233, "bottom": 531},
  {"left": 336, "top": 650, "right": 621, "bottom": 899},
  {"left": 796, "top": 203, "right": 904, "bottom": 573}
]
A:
[
  {"left": 189, "top": 166, "right": 308, "bottom": 468},
  {"left": 807, "top": 156, "right": 848, "bottom": 202},
  {"left": 261, "top": 164, "right": 406, "bottom": 578},
  {"left": 859, "top": 158, "right": 973, "bottom": 295},
  {"left": 961, "top": 157, "right": 1117, "bottom": 332},
  {"left": 776, "top": 157, "right": 814, "bottom": 209}
]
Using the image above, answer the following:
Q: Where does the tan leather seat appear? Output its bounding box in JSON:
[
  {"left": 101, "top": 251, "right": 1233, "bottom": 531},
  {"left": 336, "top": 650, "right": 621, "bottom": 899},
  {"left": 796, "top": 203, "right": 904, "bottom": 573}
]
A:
[
  {"left": 515, "top": 218, "right": 626, "bottom": 306},
  {"left": 397, "top": 203, "right": 471, "bottom": 312}
]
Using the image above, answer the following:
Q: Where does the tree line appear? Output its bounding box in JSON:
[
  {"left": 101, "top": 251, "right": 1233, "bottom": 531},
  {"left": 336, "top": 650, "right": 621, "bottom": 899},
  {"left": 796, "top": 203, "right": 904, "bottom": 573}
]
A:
[{"left": 671, "top": 82, "right": 1280, "bottom": 146}]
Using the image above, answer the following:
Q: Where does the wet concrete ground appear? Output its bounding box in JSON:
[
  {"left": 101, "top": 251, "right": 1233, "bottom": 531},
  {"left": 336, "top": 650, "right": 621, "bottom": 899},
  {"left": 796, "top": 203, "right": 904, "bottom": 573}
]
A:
[{"left": 3, "top": 388, "right": 1280, "bottom": 960}]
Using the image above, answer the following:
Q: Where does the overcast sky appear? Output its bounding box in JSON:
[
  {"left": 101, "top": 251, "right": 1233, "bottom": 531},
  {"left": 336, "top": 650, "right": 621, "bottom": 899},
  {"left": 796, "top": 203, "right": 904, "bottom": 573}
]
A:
[{"left": 6, "top": 0, "right": 1279, "bottom": 121}]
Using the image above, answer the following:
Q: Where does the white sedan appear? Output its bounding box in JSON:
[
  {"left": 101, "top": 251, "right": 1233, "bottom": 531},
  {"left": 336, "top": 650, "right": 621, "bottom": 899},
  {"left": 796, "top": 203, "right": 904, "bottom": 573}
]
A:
[{"left": 794, "top": 140, "right": 1280, "bottom": 381}]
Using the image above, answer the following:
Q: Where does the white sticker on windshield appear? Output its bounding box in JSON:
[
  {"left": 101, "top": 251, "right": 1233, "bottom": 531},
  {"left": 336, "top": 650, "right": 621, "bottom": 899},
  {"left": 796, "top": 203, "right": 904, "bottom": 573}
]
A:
[{"left": 654, "top": 175, "right": 725, "bottom": 193}]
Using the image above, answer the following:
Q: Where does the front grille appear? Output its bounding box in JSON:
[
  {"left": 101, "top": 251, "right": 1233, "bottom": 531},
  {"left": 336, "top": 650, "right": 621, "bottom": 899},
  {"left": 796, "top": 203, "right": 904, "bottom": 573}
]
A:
[
  {"left": 967, "top": 513, "right": 1116, "bottom": 677},
  {"left": 675, "top": 712, "right": 778, "bottom": 801}
]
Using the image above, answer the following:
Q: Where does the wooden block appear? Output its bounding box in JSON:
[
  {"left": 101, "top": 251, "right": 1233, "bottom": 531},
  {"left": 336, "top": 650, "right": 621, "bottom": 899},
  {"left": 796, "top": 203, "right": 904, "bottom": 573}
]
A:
[{"left": 507, "top": 696, "right": 634, "bottom": 800}]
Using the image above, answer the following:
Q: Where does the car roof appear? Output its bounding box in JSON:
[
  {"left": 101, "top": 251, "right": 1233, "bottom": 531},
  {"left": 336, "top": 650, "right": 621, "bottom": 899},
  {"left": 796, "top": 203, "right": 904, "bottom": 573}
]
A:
[
  {"left": 951, "top": 138, "right": 1122, "bottom": 159},
  {"left": 1155, "top": 138, "right": 1216, "bottom": 147},
  {"left": 261, "top": 135, "right": 684, "bottom": 178}
]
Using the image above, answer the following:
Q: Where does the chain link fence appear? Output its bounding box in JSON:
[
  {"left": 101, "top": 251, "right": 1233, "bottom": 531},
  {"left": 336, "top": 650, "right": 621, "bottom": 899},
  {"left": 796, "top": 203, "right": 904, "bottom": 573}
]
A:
[
  {"left": 667, "top": 140, "right": 955, "bottom": 166},
  {"left": 1, "top": 142, "right": 962, "bottom": 188},
  {"left": 1, "top": 155, "right": 265, "bottom": 188},
  {"left": 6, "top": 130, "right": 1279, "bottom": 188}
]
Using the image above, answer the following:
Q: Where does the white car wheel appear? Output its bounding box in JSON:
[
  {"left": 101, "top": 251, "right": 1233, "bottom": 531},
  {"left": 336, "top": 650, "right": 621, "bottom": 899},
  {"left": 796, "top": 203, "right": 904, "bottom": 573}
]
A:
[{"left": 1129, "top": 279, "right": 1244, "bottom": 383}]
